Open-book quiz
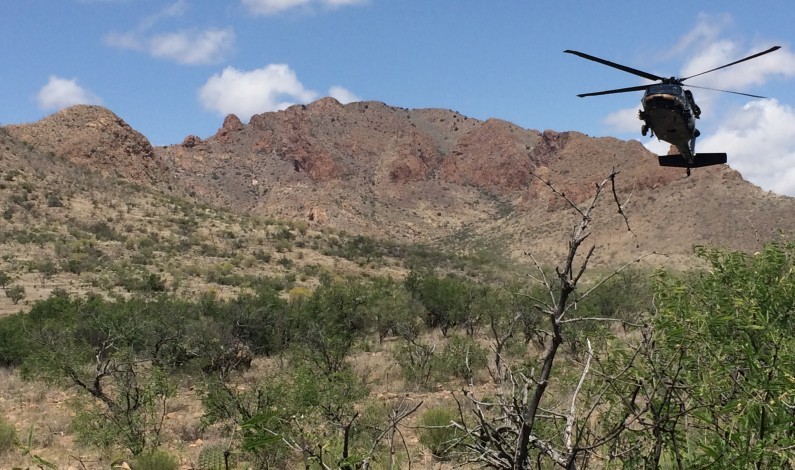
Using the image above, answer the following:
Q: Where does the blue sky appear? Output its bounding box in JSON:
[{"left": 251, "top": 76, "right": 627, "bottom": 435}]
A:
[{"left": 3, "top": 1, "right": 795, "bottom": 195}]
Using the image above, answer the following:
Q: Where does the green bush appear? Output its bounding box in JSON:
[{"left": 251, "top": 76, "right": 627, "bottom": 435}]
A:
[
  {"left": 0, "top": 312, "right": 31, "bottom": 367},
  {"left": 439, "top": 335, "right": 487, "bottom": 383},
  {"left": 418, "top": 406, "right": 462, "bottom": 460}
]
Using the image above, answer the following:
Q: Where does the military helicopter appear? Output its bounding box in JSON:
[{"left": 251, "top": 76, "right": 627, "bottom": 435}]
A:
[{"left": 565, "top": 46, "right": 780, "bottom": 173}]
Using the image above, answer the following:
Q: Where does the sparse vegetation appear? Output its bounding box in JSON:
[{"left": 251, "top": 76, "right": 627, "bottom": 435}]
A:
[
  {"left": 0, "top": 415, "right": 16, "bottom": 455},
  {"left": 2, "top": 113, "right": 795, "bottom": 468}
]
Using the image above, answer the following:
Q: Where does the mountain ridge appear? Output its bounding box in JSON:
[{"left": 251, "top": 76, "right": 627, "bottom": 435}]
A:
[{"left": 7, "top": 98, "right": 795, "bottom": 268}]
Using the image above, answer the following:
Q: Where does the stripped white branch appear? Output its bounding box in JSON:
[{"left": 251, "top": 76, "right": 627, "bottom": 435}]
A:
[{"left": 565, "top": 338, "right": 593, "bottom": 452}]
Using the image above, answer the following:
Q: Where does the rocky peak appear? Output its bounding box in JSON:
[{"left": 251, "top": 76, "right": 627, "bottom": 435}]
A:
[
  {"left": 212, "top": 114, "right": 245, "bottom": 143},
  {"left": 6, "top": 105, "right": 168, "bottom": 186}
]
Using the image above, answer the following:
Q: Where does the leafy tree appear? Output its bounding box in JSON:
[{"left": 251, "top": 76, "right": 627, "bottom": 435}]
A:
[
  {"left": 204, "top": 362, "right": 370, "bottom": 469},
  {"left": 290, "top": 280, "right": 369, "bottom": 374},
  {"left": 406, "top": 271, "right": 484, "bottom": 336},
  {"left": 624, "top": 244, "right": 795, "bottom": 467},
  {"left": 224, "top": 285, "right": 291, "bottom": 356},
  {"left": 365, "top": 276, "right": 418, "bottom": 343},
  {"left": 0, "top": 311, "right": 31, "bottom": 367},
  {"left": 20, "top": 293, "right": 180, "bottom": 455}
]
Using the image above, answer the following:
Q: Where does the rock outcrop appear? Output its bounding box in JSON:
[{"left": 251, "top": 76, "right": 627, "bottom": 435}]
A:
[{"left": 6, "top": 105, "right": 169, "bottom": 186}]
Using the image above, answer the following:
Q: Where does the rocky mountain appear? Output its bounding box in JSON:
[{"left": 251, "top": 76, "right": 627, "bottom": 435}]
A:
[
  {"left": 8, "top": 98, "right": 795, "bottom": 268},
  {"left": 6, "top": 105, "right": 174, "bottom": 190}
]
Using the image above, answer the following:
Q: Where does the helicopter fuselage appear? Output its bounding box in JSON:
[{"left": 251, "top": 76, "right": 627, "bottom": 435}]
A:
[
  {"left": 565, "top": 45, "right": 779, "bottom": 171},
  {"left": 638, "top": 84, "right": 697, "bottom": 161}
]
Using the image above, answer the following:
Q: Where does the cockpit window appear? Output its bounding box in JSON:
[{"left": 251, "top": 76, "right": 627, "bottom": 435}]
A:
[{"left": 645, "top": 84, "right": 687, "bottom": 103}]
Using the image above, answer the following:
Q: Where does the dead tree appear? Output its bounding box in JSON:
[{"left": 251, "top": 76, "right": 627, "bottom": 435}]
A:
[{"left": 450, "top": 168, "right": 645, "bottom": 469}]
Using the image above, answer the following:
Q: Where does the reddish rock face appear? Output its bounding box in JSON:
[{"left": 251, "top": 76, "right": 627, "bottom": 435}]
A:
[
  {"left": 212, "top": 114, "right": 245, "bottom": 143},
  {"left": 160, "top": 98, "right": 695, "bottom": 212},
  {"left": 440, "top": 119, "right": 542, "bottom": 193},
  {"left": 5, "top": 105, "right": 167, "bottom": 186},
  {"left": 182, "top": 135, "right": 203, "bottom": 148}
]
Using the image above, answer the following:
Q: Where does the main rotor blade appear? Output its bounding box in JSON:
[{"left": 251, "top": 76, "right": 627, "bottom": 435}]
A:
[
  {"left": 577, "top": 84, "right": 651, "bottom": 98},
  {"left": 685, "top": 84, "right": 768, "bottom": 99},
  {"left": 681, "top": 46, "right": 781, "bottom": 81},
  {"left": 564, "top": 50, "right": 663, "bottom": 82}
]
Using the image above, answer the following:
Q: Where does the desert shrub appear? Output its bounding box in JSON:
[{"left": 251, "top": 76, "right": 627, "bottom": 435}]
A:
[
  {"left": 0, "top": 270, "right": 11, "bottom": 289},
  {"left": 0, "top": 415, "right": 17, "bottom": 454},
  {"left": 56, "top": 239, "right": 105, "bottom": 274},
  {"left": 405, "top": 270, "right": 482, "bottom": 336},
  {"left": 439, "top": 334, "right": 487, "bottom": 384},
  {"left": 19, "top": 293, "right": 183, "bottom": 455},
  {"left": 0, "top": 312, "right": 31, "bottom": 367},
  {"left": 368, "top": 277, "right": 420, "bottom": 343},
  {"left": 46, "top": 193, "right": 63, "bottom": 207},
  {"left": 5, "top": 284, "right": 25, "bottom": 304},
  {"left": 30, "top": 258, "right": 59, "bottom": 278},
  {"left": 85, "top": 221, "right": 123, "bottom": 241},
  {"left": 290, "top": 280, "right": 371, "bottom": 374},
  {"left": 418, "top": 406, "right": 462, "bottom": 460},
  {"left": 224, "top": 286, "right": 290, "bottom": 356},
  {"left": 394, "top": 337, "right": 442, "bottom": 391},
  {"left": 133, "top": 449, "right": 180, "bottom": 470},
  {"left": 253, "top": 249, "right": 272, "bottom": 263},
  {"left": 117, "top": 272, "right": 167, "bottom": 293},
  {"left": 236, "top": 364, "right": 369, "bottom": 469},
  {"left": 68, "top": 365, "right": 177, "bottom": 456}
]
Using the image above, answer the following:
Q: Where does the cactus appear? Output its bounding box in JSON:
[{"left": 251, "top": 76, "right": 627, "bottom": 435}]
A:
[{"left": 198, "top": 444, "right": 232, "bottom": 470}]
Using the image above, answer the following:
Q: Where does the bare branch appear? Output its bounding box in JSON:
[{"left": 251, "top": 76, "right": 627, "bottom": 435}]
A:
[
  {"left": 610, "top": 170, "right": 635, "bottom": 235},
  {"left": 565, "top": 339, "right": 593, "bottom": 452},
  {"left": 576, "top": 252, "right": 657, "bottom": 303},
  {"left": 362, "top": 396, "right": 422, "bottom": 470},
  {"left": 559, "top": 317, "right": 644, "bottom": 328},
  {"left": 530, "top": 171, "right": 586, "bottom": 218}
]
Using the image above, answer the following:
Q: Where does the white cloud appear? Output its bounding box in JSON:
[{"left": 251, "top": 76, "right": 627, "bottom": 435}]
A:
[
  {"left": 328, "top": 86, "right": 360, "bottom": 104},
  {"left": 700, "top": 99, "right": 795, "bottom": 196},
  {"left": 199, "top": 64, "right": 318, "bottom": 121},
  {"left": 665, "top": 13, "right": 732, "bottom": 60},
  {"left": 104, "top": 1, "right": 234, "bottom": 65},
  {"left": 664, "top": 13, "right": 795, "bottom": 93},
  {"left": 148, "top": 28, "right": 235, "bottom": 65},
  {"left": 242, "top": 0, "right": 366, "bottom": 15},
  {"left": 642, "top": 139, "right": 673, "bottom": 156},
  {"left": 104, "top": 31, "right": 142, "bottom": 50},
  {"left": 242, "top": 0, "right": 310, "bottom": 15},
  {"left": 603, "top": 107, "right": 640, "bottom": 134},
  {"left": 36, "top": 76, "right": 102, "bottom": 111}
]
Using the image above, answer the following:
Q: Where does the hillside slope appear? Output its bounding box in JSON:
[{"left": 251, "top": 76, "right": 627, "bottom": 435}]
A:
[{"left": 8, "top": 99, "right": 795, "bottom": 270}]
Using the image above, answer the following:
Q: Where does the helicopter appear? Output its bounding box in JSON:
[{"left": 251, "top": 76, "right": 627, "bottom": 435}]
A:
[{"left": 565, "top": 46, "right": 780, "bottom": 173}]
